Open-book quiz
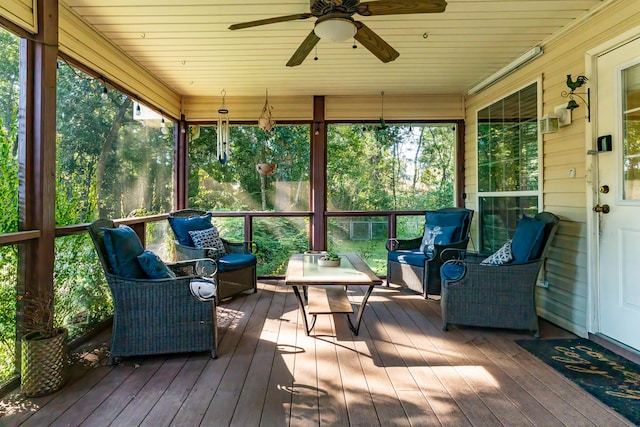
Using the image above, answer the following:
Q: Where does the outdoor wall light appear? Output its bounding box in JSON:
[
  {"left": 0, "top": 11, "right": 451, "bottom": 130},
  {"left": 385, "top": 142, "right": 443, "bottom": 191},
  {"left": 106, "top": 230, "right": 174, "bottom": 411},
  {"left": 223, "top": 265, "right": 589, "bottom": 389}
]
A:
[
  {"left": 540, "top": 104, "right": 573, "bottom": 134},
  {"left": 562, "top": 75, "right": 590, "bottom": 122}
]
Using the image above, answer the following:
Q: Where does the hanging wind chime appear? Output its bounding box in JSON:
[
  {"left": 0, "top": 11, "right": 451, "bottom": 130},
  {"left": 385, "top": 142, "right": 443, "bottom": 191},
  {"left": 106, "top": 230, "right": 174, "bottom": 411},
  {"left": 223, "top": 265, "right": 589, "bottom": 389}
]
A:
[
  {"left": 378, "top": 90, "right": 387, "bottom": 130},
  {"left": 217, "top": 89, "right": 230, "bottom": 165}
]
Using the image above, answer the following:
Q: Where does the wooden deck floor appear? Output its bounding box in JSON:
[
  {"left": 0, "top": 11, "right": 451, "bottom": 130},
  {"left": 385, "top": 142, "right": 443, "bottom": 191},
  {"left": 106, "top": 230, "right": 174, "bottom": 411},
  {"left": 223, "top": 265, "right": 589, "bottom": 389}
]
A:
[{"left": 1, "top": 280, "right": 634, "bottom": 426}]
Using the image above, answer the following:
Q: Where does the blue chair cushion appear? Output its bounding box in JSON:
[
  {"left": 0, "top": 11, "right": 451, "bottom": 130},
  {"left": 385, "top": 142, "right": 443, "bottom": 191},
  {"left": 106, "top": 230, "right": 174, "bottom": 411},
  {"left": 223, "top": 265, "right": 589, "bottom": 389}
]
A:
[
  {"left": 441, "top": 263, "right": 464, "bottom": 282},
  {"left": 387, "top": 250, "right": 426, "bottom": 267},
  {"left": 168, "top": 212, "right": 213, "bottom": 247},
  {"left": 102, "top": 225, "right": 146, "bottom": 278},
  {"left": 425, "top": 210, "right": 469, "bottom": 242},
  {"left": 419, "top": 224, "right": 457, "bottom": 253},
  {"left": 137, "top": 250, "right": 176, "bottom": 279},
  {"left": 511, "top": 215, "right": 546, "bottom": 264},
  {"left": 217, "top": 253, "right": 257, "bottom": 272}
]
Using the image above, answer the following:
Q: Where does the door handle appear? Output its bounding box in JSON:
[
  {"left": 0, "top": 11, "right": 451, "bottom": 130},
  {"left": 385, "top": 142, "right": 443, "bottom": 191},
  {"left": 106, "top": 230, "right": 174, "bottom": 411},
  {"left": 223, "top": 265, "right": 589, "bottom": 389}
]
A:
[{"left": 594, "top": 204, "right": 610, "bottom": 214}]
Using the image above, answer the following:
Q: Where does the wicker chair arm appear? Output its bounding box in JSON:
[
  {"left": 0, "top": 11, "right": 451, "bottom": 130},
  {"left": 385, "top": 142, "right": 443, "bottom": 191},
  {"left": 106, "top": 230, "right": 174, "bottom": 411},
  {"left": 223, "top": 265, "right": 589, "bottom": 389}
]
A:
[
  {"left": 174, "top": 241, "right": 207, "bottom": 260},
  {"left": 386, "top": 236, "right": 422, "bottom": 252},
  {"left": 221, "top": 239, "right": 257, "bottom": 254},
  {"left": 167, "top": 258, "right": 218, "bottom": 278},
  {"left": 440, "top": 247, "right": 466, "bottom": 263}
]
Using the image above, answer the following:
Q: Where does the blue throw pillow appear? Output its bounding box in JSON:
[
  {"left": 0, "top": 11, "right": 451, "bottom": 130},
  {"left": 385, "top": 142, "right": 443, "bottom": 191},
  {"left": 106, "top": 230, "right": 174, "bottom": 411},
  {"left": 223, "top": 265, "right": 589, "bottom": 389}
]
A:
[
  {"left": 425, "top": 210, "right": 469, "bottom": 242},
  {"left": 168, "top": 213, "right": 213, "bottom": 247},
  {"left": 137, "top": 250, "right": 176, "bottom": 279},
  {"left": 511, "top": 215, "right": 546, "bottom": 264},
  {"left": 102, "top": 225, "right": 146, "bottom": 278},
  {"left": 419, "top": 224, "right": 457, "bottom": 253}
]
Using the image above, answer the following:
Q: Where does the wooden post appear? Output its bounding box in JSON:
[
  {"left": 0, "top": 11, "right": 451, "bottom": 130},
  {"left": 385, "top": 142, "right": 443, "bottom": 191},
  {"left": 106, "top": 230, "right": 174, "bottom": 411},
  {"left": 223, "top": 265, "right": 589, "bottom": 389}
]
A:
[
  {"left": 174, "top": 116, "right": 188, "bottom": 210},
  {"left": 17, "top": 0, "right": 59, "bottom": 369},
  {"left": 310, "top": 96, "right": 327, "bottom": 251}
]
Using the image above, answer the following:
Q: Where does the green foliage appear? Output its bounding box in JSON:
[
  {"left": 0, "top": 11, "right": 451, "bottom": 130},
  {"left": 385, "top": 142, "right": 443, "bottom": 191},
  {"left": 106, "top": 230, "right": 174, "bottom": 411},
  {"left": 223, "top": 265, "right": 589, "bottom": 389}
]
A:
[
  {"left": 327, "top": 124, "right": 455, "bottom": 211},
  {"left": 188, "top": 125, "right": 310, "bottom": 212},
  {"left": 0, "top": 29, "right": 19, "bottom": 382}
]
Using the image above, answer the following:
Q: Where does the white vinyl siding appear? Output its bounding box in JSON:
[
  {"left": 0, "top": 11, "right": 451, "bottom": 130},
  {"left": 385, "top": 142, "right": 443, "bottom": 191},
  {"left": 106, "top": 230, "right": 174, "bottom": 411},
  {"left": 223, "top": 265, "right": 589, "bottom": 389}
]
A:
[{"left": 464, "top": 0, "right": 640, "bottom": 337}]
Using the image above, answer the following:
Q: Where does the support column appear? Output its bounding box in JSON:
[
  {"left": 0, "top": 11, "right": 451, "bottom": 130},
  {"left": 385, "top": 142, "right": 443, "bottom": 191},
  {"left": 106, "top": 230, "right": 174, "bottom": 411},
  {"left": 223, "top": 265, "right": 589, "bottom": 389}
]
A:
[
  {"left": 310, "top": 96, "right": 326, "bottom": 250},
  {"left": 174, "top": 116, "right": 188, "bottom": 210},
  {"left": 17, "top": 0, "right": 59, "bottom": 363}
]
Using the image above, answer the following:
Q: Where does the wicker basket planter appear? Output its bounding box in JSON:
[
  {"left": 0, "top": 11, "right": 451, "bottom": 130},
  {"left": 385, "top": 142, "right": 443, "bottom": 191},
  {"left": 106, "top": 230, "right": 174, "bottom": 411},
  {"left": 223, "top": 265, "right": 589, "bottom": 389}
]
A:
[{"left": 21, "top": 327, "right": 68, "bottom": 397}]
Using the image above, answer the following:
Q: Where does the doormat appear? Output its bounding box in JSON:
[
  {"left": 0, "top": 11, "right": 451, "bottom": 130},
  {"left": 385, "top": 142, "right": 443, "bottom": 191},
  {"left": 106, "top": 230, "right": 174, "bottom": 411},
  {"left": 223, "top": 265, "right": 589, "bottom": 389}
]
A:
[{"left": 516, "top": 338, "right": 640, "bottom": 424}]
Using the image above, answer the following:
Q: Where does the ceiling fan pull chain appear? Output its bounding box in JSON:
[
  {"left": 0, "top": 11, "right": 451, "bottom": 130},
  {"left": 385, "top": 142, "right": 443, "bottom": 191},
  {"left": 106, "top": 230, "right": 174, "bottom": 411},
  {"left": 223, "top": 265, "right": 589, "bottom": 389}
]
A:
[{"left": 314, "top": 46, "right": 319, "bottom": 61}]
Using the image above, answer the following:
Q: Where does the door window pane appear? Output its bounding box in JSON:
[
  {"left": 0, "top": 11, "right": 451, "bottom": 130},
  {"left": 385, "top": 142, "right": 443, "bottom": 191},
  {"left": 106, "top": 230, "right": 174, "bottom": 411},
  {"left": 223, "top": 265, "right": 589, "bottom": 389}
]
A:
[{"left": 622, "top": 63, "right": 640, "bottom": 200}]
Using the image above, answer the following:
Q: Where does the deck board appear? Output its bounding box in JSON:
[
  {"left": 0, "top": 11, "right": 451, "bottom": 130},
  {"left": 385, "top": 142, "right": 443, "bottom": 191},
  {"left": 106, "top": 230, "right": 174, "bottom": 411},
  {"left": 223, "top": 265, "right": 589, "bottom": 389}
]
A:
[{"left": 1, "top": 280, "right": 634, "bottom": 427}]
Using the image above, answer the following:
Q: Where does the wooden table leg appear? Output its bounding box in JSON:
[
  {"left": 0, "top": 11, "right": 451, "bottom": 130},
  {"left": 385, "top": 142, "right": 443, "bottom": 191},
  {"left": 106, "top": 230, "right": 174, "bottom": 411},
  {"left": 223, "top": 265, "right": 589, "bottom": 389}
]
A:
[
  {"left": 292, "top": 285, "right": 315, "bottom": 335},
  {"left": 346, "top": 285, "right": 375, "bottom": 335}
]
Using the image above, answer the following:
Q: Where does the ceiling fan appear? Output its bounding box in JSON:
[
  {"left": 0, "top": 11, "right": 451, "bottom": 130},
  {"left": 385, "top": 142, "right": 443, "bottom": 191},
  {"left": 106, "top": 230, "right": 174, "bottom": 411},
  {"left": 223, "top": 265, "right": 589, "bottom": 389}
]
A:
[{"left": 229, "top": 0, "right": 447, "bottom": 67}]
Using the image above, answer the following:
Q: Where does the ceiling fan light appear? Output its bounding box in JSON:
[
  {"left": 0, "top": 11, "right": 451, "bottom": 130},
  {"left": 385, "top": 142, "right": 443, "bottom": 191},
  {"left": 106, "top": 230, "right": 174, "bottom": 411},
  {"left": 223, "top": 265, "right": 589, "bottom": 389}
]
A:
[{"left": 314, "top": 18, "right": 356, "bottom": 42}]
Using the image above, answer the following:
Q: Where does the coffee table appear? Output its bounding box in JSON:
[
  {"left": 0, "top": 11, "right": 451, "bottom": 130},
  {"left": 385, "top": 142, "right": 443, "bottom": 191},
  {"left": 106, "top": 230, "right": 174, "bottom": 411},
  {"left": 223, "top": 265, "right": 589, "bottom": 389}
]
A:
[{"left": 284, "top": 253, "right": 382, "bottom": 336}]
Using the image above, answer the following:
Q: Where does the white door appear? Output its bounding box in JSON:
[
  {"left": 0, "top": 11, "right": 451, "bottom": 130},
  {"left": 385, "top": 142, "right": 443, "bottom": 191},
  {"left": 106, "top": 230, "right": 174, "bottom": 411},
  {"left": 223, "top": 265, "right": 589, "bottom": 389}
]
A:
[{"left": 597, "top": 37, "right": 640, "bottom": 352}]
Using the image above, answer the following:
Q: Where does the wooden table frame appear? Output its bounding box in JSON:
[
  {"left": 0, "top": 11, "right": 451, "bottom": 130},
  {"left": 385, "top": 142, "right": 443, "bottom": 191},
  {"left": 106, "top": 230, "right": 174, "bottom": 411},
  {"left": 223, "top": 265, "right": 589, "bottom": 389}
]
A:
[{"left": 284, "top": 253, "right": 382, "bottom": 336}]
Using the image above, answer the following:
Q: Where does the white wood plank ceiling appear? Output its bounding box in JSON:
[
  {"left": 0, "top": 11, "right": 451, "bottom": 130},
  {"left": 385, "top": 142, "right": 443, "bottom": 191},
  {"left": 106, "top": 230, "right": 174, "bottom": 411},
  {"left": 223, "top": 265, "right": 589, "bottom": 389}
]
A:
[{"left": 62, "top": 0, "right": 606, "bottom": 97}]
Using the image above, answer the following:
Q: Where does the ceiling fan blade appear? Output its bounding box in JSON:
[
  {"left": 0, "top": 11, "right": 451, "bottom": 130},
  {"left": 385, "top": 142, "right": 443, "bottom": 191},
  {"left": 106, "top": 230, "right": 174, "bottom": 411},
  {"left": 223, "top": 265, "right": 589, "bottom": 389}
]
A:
[
  {"left": 229, "top": 13, "right": 313, "bottom": 30},
  {"left": 286, "top": 31, "right": 321, "bottom": 67},
  {"left": 354, "top": 21, "right": 399, "bottom": 63},
  {"left": 357, "top": 0, "right": 447, "bottom": 16}
]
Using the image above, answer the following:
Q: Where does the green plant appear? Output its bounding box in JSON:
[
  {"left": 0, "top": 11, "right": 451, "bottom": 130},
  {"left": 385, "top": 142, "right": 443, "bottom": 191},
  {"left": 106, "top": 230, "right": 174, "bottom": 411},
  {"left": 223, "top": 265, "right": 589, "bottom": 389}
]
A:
[
  {"left": 320, "top": 251, "right": 340, "bottom": 261},
  {"left": 19, "top": 294, "right": 64, "bottom": 339}
]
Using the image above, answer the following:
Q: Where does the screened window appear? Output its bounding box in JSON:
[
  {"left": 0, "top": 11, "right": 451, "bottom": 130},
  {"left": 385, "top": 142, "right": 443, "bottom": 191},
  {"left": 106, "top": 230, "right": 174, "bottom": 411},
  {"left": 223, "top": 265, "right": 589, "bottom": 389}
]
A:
[
  {"left": 327, "top": 123, "right": 457, "bottom": 211},
  {"left": 188, "top": 124, "right": 310, "bottom": 212},
  {"left": 54, "top": 62, "right": 175, "bottom": 341},
  {"left": 56, "top": 62, "right": 175, "bottom": 225},
  {"left": 477, "top": 82, "right": 540, "bottom": 252},
  {"left": 0, "top": 27, "right": 20, "bottom": 384}
]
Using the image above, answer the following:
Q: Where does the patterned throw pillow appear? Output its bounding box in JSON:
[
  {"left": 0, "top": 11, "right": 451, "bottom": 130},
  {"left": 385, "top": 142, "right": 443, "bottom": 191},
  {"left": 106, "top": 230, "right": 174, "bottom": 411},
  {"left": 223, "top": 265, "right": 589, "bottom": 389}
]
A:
[
  {"left": 189, "top": 227, "right": 227, "bottom": 259},
  {"left": 481, "top": 239, "right": 513, "bottom": 265}
]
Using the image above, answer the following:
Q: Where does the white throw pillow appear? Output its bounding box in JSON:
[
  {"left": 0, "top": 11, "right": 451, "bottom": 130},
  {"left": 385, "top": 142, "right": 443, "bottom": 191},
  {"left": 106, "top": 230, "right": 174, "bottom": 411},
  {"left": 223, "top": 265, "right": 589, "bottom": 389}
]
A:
[
  {"left": 481, "top": 239, "right": 513, "bottom": 265},
  {"left": 189, "top": 227, "right": 227, "bottom": 259}
]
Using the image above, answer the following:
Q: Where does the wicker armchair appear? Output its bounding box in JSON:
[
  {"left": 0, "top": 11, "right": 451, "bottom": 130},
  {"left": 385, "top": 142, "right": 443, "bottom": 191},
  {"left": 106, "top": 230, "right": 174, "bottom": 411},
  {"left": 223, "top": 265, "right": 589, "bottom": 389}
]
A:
[
  {"left": 440, "top": 212, "right": 560, "bottom": 336},
  {"left": 168, "top": 209, "right": 257, "bottom": 301},
  {"left": 386, "top": 207, "right": 474, "bottom": 297},
  {"left": 88, "top": 219, "right": 218, "bottom": 364}
]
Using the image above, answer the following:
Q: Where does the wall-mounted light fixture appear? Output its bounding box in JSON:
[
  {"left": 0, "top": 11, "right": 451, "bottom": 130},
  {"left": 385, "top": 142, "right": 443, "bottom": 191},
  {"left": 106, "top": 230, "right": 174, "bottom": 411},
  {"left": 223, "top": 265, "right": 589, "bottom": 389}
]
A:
[
  {"left": 540, "top": 104, "right": 573, "bottom": 134},
  {"left": 562, "top": 75, "right": 590, "bottom": 122},
  {"left": 313, "top": 121, "right": 321, "bottom": 136}
]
